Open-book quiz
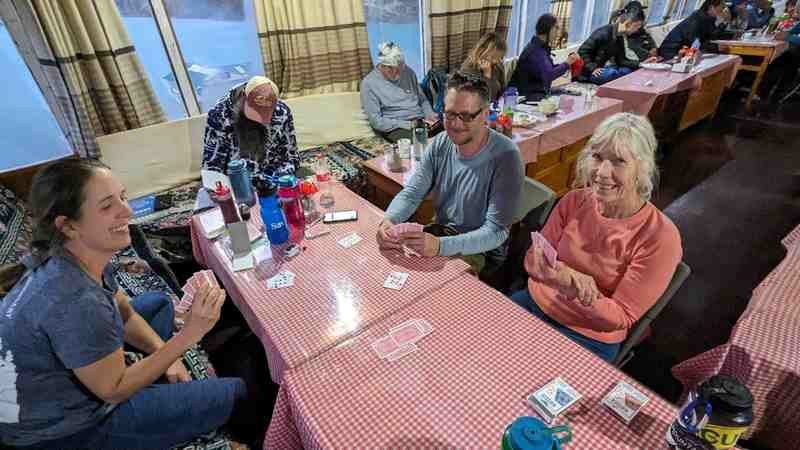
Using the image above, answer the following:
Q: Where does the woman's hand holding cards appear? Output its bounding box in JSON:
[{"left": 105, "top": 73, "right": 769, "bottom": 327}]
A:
[{"left": 182, "top": 284, "right": 226, "bottom": 344}]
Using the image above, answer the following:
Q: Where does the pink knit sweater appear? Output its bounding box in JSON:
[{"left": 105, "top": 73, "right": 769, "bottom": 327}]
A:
[{"left": 528, "top": 189, "right": 683, "bottom": 344}]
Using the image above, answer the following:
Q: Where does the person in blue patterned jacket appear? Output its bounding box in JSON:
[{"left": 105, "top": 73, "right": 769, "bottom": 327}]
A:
[{"left": 202, "top": 76, "right": 299, "bottom": 181}]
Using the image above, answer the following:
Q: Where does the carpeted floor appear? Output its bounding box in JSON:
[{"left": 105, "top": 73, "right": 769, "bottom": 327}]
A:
[{"left": 623, "top": 91, "right": 800, "bottom": 413}]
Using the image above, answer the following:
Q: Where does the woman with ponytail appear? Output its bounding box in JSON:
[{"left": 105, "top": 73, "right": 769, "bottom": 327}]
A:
[{"left": 0, "top": 159, "right": 246, "bottom": 449}]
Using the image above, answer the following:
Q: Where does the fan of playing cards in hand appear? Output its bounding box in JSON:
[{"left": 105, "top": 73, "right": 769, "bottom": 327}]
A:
[
  {"left": 175, "top": 270, "right": 219, "bottom": 314},
  {"left": 387, "top": 222, "right": 425, "bottom": 257},
  {"left": 531, "top": 231, "right": 557, "bottom": 268}
]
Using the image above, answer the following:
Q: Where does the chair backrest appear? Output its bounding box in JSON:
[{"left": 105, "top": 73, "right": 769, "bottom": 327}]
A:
[
  {"left": 613, "top": 261, "right": 691, "bottom": 366},
  {"left": 515, "top": 177, "right": 557, "bottom": 229}
]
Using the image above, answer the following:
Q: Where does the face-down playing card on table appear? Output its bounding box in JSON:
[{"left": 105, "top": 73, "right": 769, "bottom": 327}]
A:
[{"left": 371, "top": 319, "right": 434, "bottom": 360}]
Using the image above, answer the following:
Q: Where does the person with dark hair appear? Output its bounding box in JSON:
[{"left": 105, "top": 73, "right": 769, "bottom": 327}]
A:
[
  {"left": 508, "top": 14, "right": 580, "bottom": 100},
  {"left": 659, "top": 0, "right": 732, "bottom": 59},
  {"left": 578, "top": 4, "right": 651, "bottom": 84},
  {"left": 461, "top": 32, "right": 509, "bottom": 101},
  {"left": 0, "top": 159, "right": 246, "bottom": 449},
  {"left": 614, "top": 1, "right": 660, "bottom": 62},
  {"left": 376, "top": 71, "right": 524, "bottom": 277}
]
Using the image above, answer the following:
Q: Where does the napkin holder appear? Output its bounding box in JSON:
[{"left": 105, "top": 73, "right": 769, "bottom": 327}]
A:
[{"left": 671, "top": 57, "right": 695, "bottom": 73}]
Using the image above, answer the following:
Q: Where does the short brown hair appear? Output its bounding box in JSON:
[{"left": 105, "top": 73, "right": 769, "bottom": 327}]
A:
[{"left": 446, "top": 71, "right": 491, "bottom": 106}]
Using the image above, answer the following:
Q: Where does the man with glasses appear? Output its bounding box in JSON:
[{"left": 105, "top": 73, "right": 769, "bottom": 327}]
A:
[
  {"left": 376, "top": 72, "right": 524, "bottom": 278},
  {"left": 202, "top": 76, "right": 299, "bottom": 181},
  {"left": 360, "top": 42, "right": 441, "bottom": 142}
]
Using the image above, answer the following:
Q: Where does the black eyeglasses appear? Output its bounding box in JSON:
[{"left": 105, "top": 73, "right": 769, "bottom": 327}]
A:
[{"left": 444, "top": 108, "right": 485, "bottom": 123}]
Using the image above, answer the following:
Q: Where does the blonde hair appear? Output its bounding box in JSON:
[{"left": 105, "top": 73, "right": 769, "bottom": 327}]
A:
[
  {"left": 465, "top": 32, "right": 508, "bottom": 66},
  {"left": 573, "top": 113, "right": 659, "bottom": 201}
]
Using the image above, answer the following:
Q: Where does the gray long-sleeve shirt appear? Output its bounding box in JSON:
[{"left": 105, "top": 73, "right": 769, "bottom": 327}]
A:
[
  {"left": 385, "top": 129, "right": 524, "bottom": 257},
  {"left": 360, "top": 66, "right": 435, "bottom": 133}
]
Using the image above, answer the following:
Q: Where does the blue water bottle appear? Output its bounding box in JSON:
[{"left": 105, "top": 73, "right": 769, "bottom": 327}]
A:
[
  {"left": 227, "top": 159, "right": 256, "bottom": 207},
  {"left": 255, "top": 181, "right": 289, "bottom": 245}
]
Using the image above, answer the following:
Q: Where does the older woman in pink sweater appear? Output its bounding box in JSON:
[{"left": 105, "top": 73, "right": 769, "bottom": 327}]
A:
[{"left": 510, "top": 113, "right": 682, "bottom": 362}]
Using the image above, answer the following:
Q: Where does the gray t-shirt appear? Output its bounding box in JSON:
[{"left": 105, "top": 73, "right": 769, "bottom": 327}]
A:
[
  {"left": 385, "top": 129, "right": 524, "bottom": 257},
  {"left": 0, "top": 251, "right": 123, "bottom": 446},
  {"left": 360, "top": 65, "right": 435, "bottom": 133}
]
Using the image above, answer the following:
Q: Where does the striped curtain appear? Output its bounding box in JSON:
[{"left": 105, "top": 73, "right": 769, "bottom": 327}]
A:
[
  {"left": 549, "top": 0, "right": 571, "bottom": 48},
  {"left": 429, "top": 0, "right": 513, "bottom": 72},
  {"left": 3, "top": 0, "right": 166, "bottom": 158},
  {"left": 254, "top": 0, "right": 373, "bottom": 98}
]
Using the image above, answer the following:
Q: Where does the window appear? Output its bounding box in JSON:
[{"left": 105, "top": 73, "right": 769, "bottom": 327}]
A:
[
  {"left": 116, "top": 1, "right": 187, "bottom": 120},
  {"left": 0, "top": 18, "right": 72, "bottom": 172},
  {"left": 364, "top": 0, "right": 425, "bottom": 79},
  {"left": 568, "top": 0, "right": 614, "bottom": 44},
  {"left": 681, "top": 0, "right": 698, "bottom": 18},
  {"left": 648, "top": 0, "right": 670, "bottom": 24},
  {"left": 164, "top": 0, "right": 265, "bottom": 112},
  {"left": 667, "top": 0, "right": 688, "bottom": 20},
  {"left": 590, "top": 0, "right": 614, "bottom": 32},
  {"left": 506, "top": 0, "right": 525, "bottom": 57},
  {"left": 522, "top": 0, "right": 556, "bottom": 50}
]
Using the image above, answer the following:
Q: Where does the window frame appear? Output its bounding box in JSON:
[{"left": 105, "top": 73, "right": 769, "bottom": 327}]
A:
[{"left": 147, "top": 0, "right": 201, "bottom": 116}]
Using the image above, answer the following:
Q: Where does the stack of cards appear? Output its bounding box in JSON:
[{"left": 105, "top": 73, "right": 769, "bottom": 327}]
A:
[
  {"left": 387, "top": 223, "right": 424, "bottom": 257},
  {"left": 531, "top": 231, "right": 558, "bottom": 268},
  {"left": 602, "top": 381, "right": 650, "bottom": 424},
  {"left": 176, "top": 270, "right": 219, "bottom": 314},
  {"left": 383, "top": 271, "right": 409, "bottom": 290},
  {"left": 371, "top": 319, "right": 433, "bottom": 361},
  {"left": 387, "top": 222, "right": 424, "bottom": 238},
  {"left": 526, "top": 377, "right": 583, "bottom": 423},
  {"left": 337, "top": 232, "right": 363, "bottom": 249},
  {"left": 267, "top": 271, "right": 295, "bottom": 290}
]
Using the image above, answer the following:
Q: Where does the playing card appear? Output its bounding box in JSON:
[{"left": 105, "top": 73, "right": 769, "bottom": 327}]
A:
[
  {"left": 602, "top": 380, "right": 650, "bottom": 424},
  {"left": 337, "top": 232, "right": 363, "bottom": 248},
  {"left": 531, "top": 232, "right": 558, "bottom": 268},
  {"left": 182, "top": 281, "right": 196, "bottom": 297},
  {"left": 414, "top": 319, "right": 434, "bottom": 336},
  {"left": 187, "top": 275, "right": 201, "bottom": 292},
  {"left": 267, "top": 271, "right": 295, "bottom": 290},
  {"left": 390, "top": 321, "right": 425, "bottom": 346},
  {"left": 386, "top": 343, "right": 418, "bottom": 362},
  {"left": 389, "top": 222, "right": 424, "bottom": 239},
  {"left": 371, "top": 335, "right": 400, "bottom": 358},
  {"left": 176, "top": 292, "right": 194, "bottom": 314},
  {"left": 383, "top": 272, "right": 409, "bottom": 290},
  {"left": 305, "top": 223, "right": 331, "bottom": 239}
]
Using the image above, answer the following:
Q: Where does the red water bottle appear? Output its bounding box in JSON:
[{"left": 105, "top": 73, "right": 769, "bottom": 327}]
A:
[
  {"left": 276, "top": 175, "right": 305, "bottom": 242},
  {"left": 212, "top": 181, "right": 241, "bottom": 224}
]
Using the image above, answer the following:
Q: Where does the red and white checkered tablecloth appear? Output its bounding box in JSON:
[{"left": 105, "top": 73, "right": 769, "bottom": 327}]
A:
[
  {"left": 673, "top": 231, "right": 800, "bottom": 449},
  {"left": 265, "top": 275, "right": 678, "bottom": 450},
  {"left": 597, "top": 54, "right": 740, "bottom": 116},
  {"left": 747, "top": 240, "right": 800, "bottom": 318},
  {"left": 782, "top": 223, "right": 800, "bottom": 250},
  {"left": 191, "top": 183, "right": 471, "bottom": 383},
  {"left": 672, "top": 310, "right": 800, "bottom": 449}
]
